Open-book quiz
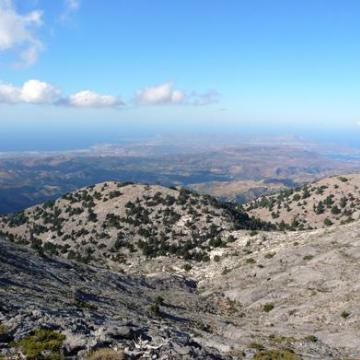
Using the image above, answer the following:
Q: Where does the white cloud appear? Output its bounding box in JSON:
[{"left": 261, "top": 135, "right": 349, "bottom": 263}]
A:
[
  {"left": 21, "top": 80, "right": 60, "bottom": 104},
  {"left": 0, "top": 80, "right": 121, "bottom": 108},
  {"left": 0, "top": 0, "right": 43, "bottom": 67},
  {"left": 136, "top": 82, "right": 185, "bottom": 105},
  {"left": 65, "top": 90, "right": 122, "bottom": 108},
  {"left": 0, "top": 83, "right": 20, "bottom": 103},
  {"left": 0, "top": 79, "right": 218, "bottom": 109},
  {"left": 0, "top": 79, "right": 60, "bottom": 104},
  {"left": 135, "top": 82, "right": 219, "bottom": 106}
]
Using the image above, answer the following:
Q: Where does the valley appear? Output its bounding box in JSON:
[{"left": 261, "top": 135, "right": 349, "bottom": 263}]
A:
[
  {"left": 1, "top": 175, "right": 360, "bottom": 359},
  {"left": 1, "top": 136, "right": 360, "bottom": 215}
]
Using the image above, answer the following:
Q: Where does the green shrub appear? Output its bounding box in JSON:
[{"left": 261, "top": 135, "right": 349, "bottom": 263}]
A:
[
  {"left": 304, "top": 335, "right": 318, "bottom": 343},
  {"left": 149, "top": 303, "right": 161, "bottom": 316},
  {"left": 0, "top": 323, "right": 11, "bottom": 343},
  {"left": 253, "top": 349, "right": 299, "bottom": 360},
  {"left": 183, "top": 263, "right": 192, "bottom": 272},
  {"left": 13, "top": 328, "right": 65, "bottom": 360},
  {"left": 154, "top": 295, "right": 165, "bottom": 306},
  {"left": 263, "top": 303, "right": 275, "bottom": 312},
  {"left": 341, "top": 311, "right": 350, "bottom": 319},
  {"left": 331, "top": 206, "right": 341, "bottom": 215}
]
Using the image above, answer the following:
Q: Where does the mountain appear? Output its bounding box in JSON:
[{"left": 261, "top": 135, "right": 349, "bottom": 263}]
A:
[
  {"left": 0, "top": 182, "right": 272, "bottom": 270},
  {"left": 191, "top": 179, "right": 292, "bottom": 204},
  {"left": 245, "top": 174, "right": 360, "bottom": 230},
  {"left": 1, "top": 181, "right": 360, "bottom": 359},
  {"left": 2, "top": 138, "right": 360, "bottom": 215}
]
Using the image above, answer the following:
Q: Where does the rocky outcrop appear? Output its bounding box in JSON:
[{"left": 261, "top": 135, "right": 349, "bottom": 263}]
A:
[{"left": 0, "top": 237, "right": 232, "bottom": 359}]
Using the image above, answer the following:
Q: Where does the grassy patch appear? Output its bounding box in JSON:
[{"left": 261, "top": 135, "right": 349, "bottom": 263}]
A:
[
  {"left": 12, "top": 328, "right": 65, "bottom": 360},
  {"left": 269, "top": 334, "right": 296, "bottom": 344},
  {"left": 249, "top": 342, "right": 265, "bottom": 351},
  {"left": 253, "top": 349, "right": 299, "bottom": 360},
  {"left": 85, "top": 348, "right": 125, "bottom": 360}
]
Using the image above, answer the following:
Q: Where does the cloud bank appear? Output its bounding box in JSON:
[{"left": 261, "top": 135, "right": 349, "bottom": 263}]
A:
[
  {"left": 0, "top": 79, "right": 218, "bottom": 109},
  {"left": 0, "top": 0, "right": 43, "bottom": 67},
  {"left": 0, "top": 80, "right": 122, "bottom": 108}
]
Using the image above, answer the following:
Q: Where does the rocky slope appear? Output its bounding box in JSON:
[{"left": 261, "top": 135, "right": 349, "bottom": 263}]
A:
[
  {"left": 0, "top": 237, "right": 233, "bottom": 359},
  {"left": 1, "top": 181, "right": 360, "bottom": 359},
  {"left": 246, "top": 174, "right": 360, "bottom": 230},
  {"left": 2, "top": 219, "right": 360, "bottom": 359},
  {"left": 0, "top": 182, "right": 272, "bottom": 270}
]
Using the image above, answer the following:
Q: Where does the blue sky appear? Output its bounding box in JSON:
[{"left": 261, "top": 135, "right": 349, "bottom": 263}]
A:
[{"left": 1, "top": 0, "right": 360, "bottom": 150}]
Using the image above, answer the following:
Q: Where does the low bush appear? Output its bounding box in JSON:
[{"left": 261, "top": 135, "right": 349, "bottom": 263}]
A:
[{"left": 12, "top": 328, "right": 65, "bottom": 360}]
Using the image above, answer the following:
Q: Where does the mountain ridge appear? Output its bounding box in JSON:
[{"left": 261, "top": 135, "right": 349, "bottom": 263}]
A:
[{"left": 1, "top": 177, "right": 360, "bottom": 359}]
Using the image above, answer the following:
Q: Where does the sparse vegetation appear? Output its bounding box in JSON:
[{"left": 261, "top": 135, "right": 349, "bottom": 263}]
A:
[
  {"left": 263, "top": 303, "right": 275, "bottom": 312},
  {"left": 183, "top": 263, "right": 192, "bottom": 272},
  {"left": 249, "top": 342, "right": 265, "bottom": 351},
  {"left": 252, "top": 349, "right": 299, "bottom": 360},
  {"left": 304, "top": 335, "right": 318, "bottom": 343},
  {"left": 0, "top": 182, "right": 276, "bottom": 265},
  {"left": 149, "top": 303, "right": 161, "bottom": 316},
  {"left": 246, "top": 175, "right": 360, "bottom": 230},
  {"left": 85, "top": 348, "right": 125, "bottom": 360},
  {"left": 341, "top": 311, "right": 351, "bottom": 319},
  {"left": 12, "top": 329, "right": 65, "bottom": 360},
  {"left": 1, "top": 174, "right": 360, "bottom": 359}
]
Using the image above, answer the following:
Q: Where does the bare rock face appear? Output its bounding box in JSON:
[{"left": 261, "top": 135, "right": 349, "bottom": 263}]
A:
[{"left": 0, "top": 238, "right": 233, "bottom": 359}]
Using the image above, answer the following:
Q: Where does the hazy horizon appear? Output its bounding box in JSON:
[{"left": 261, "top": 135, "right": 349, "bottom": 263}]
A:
[
  {"left": 1, "top": 0, "right": 360, "bottom": 152},
  {"left": 1, "top": 123, "right": 360, "bottom": 152}
]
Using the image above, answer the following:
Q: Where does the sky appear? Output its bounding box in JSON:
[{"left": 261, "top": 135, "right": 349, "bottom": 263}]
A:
[{"left": 1, "top": 0, "right": 360, "bottom": 150}]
